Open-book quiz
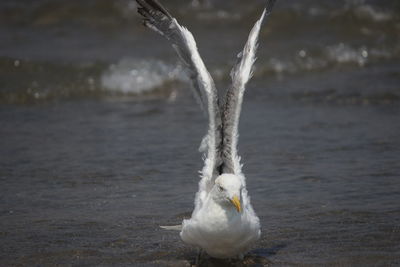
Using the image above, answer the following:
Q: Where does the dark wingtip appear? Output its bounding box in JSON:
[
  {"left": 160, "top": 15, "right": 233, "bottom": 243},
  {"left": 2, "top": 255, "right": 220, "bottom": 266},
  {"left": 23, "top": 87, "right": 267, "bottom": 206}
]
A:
[
  {"left": 137, "top": 7, "right": 149, "bottom": 18},
  {"left": 136, "top": 0, "right": 173, "bottom": 19},
  {"left": 265, "top": 0, "right": 277, "bottom": 14}
]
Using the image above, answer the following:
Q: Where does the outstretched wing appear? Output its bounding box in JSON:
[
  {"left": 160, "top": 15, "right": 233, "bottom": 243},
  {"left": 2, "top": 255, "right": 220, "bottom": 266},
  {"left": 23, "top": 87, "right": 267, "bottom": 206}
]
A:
[
  {"left": 221, "top": 0, "right": 276, "bottom": 176},
  {"left": 137, "top": 0, "right": 207, "bottom": 109},
  {"left": 136, "top": 0, "right": 222, "bottom": 203}
]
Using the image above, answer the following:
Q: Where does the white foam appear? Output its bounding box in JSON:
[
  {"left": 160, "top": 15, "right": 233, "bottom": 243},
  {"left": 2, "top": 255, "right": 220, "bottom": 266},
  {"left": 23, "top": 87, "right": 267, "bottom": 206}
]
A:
[
  {"left": 101, "top": 58, "right": 186, "bottom": 94},
  {"left": 257, "top": 42, "right": 397, "bottom": 77},
  {"left": 354, "top": 5, "right": 392, "bottom": 22},
  {"left": 326, "top": 43, "right": 369, "bottom": 66}
]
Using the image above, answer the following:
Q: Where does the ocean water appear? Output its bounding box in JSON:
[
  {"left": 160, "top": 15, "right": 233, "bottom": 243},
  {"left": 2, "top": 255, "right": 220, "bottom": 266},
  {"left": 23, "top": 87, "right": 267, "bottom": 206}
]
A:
[{"left": 1, "top": 0, "right": 399, "bottom": 266}]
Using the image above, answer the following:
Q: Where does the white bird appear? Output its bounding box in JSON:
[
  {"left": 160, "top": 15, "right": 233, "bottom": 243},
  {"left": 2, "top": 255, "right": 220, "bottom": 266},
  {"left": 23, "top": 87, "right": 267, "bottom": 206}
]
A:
[{"left": 136, "top": 0, "right": 276, "bottom": 260}]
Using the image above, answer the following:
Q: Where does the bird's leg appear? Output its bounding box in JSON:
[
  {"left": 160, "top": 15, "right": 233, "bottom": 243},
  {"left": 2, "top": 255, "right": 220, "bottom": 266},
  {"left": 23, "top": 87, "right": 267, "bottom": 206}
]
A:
[{"left": 195, "top": 248, "right": 203, "bottom": 266}]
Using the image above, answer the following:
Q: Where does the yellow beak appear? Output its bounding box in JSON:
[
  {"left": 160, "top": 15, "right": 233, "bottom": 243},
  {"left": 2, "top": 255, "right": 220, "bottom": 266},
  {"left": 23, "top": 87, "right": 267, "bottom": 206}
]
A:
[{"left": 230, "top": 195, "right": 242, "bottom": 213}]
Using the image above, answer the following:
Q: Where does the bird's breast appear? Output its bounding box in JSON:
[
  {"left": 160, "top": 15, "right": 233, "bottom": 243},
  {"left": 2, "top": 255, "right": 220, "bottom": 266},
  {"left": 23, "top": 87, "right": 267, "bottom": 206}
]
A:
[
  {"left": 196, "top": 201, "right": 243, "bottom": 234},
  {"left": 180, "top": 199, "right": 260, "bottom": 258}
]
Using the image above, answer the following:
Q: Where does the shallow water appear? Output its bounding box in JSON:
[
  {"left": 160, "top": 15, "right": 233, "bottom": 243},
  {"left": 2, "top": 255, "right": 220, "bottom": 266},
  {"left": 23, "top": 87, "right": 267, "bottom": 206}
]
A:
[{"left": 1, "top": 0, "right": 400, "bottom": 266}]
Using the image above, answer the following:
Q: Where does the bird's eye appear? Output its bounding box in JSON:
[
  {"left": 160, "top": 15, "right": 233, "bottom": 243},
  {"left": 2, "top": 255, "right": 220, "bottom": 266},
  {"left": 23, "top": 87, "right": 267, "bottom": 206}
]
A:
[{"left": 218, "top": 185, "right": 225, "bottom": 192}]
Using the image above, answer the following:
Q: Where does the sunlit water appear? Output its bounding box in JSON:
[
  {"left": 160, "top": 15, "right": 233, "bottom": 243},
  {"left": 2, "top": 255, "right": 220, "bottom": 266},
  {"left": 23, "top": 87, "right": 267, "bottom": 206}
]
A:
[{"left": 1, "top": 0, "right": 399, "bottom": 266}]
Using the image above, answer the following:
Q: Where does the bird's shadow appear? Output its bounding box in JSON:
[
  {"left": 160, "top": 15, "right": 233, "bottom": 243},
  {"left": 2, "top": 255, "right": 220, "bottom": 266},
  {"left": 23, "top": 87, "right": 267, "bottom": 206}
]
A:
[{"left": 191, "top": 244, "right": 287, "bottom": 267}]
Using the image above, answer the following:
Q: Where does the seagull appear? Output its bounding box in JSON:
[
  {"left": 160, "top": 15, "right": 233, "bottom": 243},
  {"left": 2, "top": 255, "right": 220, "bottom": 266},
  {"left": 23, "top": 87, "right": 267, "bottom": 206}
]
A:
[{"left": 136, "top": 0, "right": 276, "bottom": 260}]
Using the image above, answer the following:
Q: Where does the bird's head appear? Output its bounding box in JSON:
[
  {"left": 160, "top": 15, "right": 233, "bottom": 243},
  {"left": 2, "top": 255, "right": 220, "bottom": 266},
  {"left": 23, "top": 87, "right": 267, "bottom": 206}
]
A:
[{"left": 212, "top": 174, "right": 243, "bottom": 213}]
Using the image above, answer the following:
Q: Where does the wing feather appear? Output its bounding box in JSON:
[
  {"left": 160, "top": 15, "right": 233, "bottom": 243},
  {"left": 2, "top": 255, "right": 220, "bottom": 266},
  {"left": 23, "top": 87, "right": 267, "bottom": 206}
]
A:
[
  {"left": 136, "top": 0, "right": 222, "bottom": 206},
  {"left": 221, "top": 0, "right": 276, "bottom": 177}
]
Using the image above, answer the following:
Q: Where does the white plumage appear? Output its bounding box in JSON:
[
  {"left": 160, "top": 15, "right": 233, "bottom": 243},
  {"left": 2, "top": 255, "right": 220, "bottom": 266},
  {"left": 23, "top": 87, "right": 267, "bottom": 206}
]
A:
[
  {"left": 181, "top": 174, "right": 260, "bottom": 258},
  {"left": 136, "top": 0, "right": 276, "bottom": 259}
]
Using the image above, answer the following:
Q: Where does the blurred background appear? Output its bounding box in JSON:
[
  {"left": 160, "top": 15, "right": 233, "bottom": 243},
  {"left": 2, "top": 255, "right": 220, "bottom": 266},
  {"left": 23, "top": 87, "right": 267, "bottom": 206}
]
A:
[
  {"left": 1, "top": 0, "right": 399, "bottom": 102},
  {"left": 1, "top": 0, "right": 399, "bottom": 266}
]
